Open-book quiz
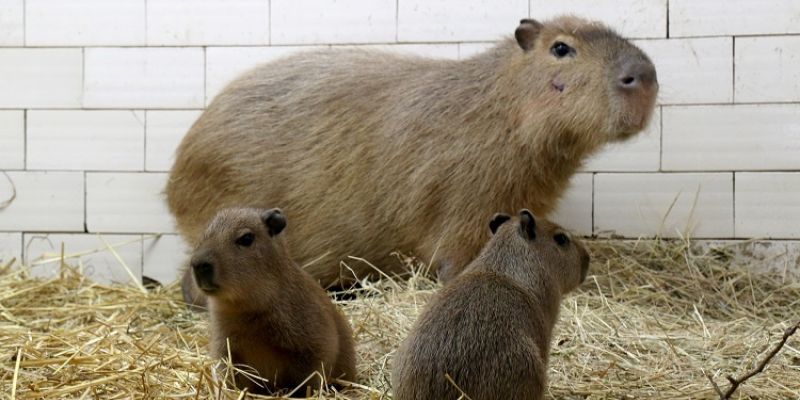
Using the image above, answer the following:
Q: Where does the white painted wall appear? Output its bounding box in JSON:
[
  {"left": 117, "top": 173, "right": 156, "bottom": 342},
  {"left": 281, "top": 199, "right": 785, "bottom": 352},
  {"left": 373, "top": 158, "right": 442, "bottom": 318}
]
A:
[{"left": 1, "top": 0, "right": 798, "bottom": 283}]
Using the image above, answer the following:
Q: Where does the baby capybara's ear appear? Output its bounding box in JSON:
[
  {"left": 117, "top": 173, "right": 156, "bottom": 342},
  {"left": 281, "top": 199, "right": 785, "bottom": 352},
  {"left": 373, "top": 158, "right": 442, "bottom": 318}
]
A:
[
  {"left": 489, "top": 213, "right": 512, "bottom": 235},
  {"left": 515, "top": 18, "right": 543, "bottom": 51},
  {"left": 262, "top": 208, "right": 287, "bottom": 236},
  {"left": 519, "top": 209, "right": 536, "bottom": 240}
]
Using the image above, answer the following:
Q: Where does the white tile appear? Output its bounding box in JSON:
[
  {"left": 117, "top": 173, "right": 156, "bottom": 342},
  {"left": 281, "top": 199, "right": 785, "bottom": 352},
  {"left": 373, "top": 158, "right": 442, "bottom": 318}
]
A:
[
  {"left": 531, "top": 0, "right": 667, "bottom": 39},
  {"left": 332, "top": 44, "right": 460, "bottom": 60},
  {"left": 634, "top": 38, "right": 732, "bottom": 105},
  {"left": 23, "top": 233, "right": 142, "bottom": 284},
  {"left": 26, "top": 0, "right": 145, "bottom": 46},
  {"left": 697, "top": 240, "right": 800, "bottom": 275},
  {"left": 399, "top": 0, "right": 527, "bottom": 42},
  {"left": 145, "top": 110, "right": 201, "bottom": 171},
  {"left": 594, "top": 173, "right": 733, "bottom": 238},
  {"left": 147, "top": 0, "right": 269, "bottom": 45},
  {"left": 458, "top": 42, "right": 497, "bottom": 59},
  {"left": 27, "top": 110, "right": 146, "bottom": 171},
  {"left": 0, "top": 111, "right": 24, "bottom": 169},
  {"left": 271, "top": 0, "right": 395, "bottom": 45},
  {"left": 736, "top": 36, "right": 800, "bottom": 103},
  {"left": 662, "top": 105, "right": 800, "bottom": 171},
  {"left": 0, "top": 232, "right": 22, "bottom": 266},
  {"left": 143, "top": 234, "right": 189, "bottom": 284},
  {"left": 206, "top": 46, "right": 326, "bottom": 103},
  {"left": 0, "top": 0, "right": 23, "bottom": 45},
  {"left": 86, "top": 173, "right": 174, "bottom": 233},
  {"left": 549, "top": 173, "right": 592, "bottom": 235},
  {"left": 584, "top": 107, "right": 661, "bottom": 172},
  {"left": 84, "top": 47, "right": 204, "bottom": 108},
  {"left": 736, "top": 173, "right": 800, "bottom": 239},
  {"left": 0, "top": 49, "right": 83, "bottom": 108},
  {"left": 670, "top": 0, "right": 800, "bottom": 37},
  {"left": 0, "top": 172, "right": 84, "bottom": 231}
]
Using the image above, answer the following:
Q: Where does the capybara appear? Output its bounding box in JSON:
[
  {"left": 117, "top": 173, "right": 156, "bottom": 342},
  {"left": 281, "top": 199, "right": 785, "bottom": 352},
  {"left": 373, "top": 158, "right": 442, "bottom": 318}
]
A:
[
  {"left": 191, "top": 207, "right": 356, "bottom": 394},
  {"left": 391, "top": 210, "right": 590, "bottom": 400},
  {"left": 167, "top": 15, "right": 656, "bottom": 302}
]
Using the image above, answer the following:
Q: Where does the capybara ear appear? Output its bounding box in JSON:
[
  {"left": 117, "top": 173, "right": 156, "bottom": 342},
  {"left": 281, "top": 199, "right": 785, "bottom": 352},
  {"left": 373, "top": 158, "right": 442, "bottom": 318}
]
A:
[
  {"left": 489, "top": 213, "right": 512, "bottom": 235},
  {"left": 262, "top": 208, "right": 287, "bottom": 236},
  {"left": 515, "top": 19, "right": 543, "bottom": 51},
  {"left": 519, "top": 209, "right": 536, "bottom": 240}
]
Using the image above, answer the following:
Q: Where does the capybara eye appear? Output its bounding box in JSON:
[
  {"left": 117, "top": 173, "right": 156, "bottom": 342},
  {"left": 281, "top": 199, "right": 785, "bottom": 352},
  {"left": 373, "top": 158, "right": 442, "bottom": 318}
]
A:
[
  {"left": 554, "top": 233, "right": 570, "bottom": 247},
  {"left": 550, "top": 41, "right": 573, "bottom": 58},
  {"left": 236, "top": 232, "right": 255, "bottom": 247}
]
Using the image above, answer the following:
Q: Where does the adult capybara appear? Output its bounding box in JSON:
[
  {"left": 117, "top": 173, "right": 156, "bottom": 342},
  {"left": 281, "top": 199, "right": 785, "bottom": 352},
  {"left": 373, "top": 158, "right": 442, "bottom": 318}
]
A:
[
  {"left": 167, "top": 15, "right": 656, "bottom": 294},
  {"left": 391, "top": 210, "right": 590, "bottom": 400},
  {"left": 191, "top": 207, "right": 356, "bottom": 394}
]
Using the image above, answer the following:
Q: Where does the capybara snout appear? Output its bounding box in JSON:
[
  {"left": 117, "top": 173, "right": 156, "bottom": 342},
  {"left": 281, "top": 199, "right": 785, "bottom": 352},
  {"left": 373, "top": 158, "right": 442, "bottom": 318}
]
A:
[
  {"left": 616, "top": 57, "right": 657, "bottom": 91},
  {"left": 191, "top": 258, "right": 217, "bottom": 293}
]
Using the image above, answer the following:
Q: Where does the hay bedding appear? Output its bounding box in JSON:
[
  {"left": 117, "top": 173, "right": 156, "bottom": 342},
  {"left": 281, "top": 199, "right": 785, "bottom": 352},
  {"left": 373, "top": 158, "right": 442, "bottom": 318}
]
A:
[{"left": 1, "top": 239, "right": 799, "bottom": 399}]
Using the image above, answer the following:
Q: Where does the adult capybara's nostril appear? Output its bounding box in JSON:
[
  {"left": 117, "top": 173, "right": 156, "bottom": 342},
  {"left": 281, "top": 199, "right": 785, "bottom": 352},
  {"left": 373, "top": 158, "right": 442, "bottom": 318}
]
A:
[
  {"left": 618, "top": 59, "right": 657, "bottom": 91},
  {"left": 192, "top": 261, "right": 216, "bottom": 292}
]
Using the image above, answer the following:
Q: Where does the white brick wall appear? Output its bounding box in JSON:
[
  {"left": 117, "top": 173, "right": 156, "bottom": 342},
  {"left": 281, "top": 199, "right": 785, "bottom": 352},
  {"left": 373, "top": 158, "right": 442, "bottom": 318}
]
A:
[
  {"left": 398, "top": 0, "right": 527, "bottom": 42},
  {"left": 531, "top": 0, "right": 667, "bottom": 39},
  {"left": 147, "top": 0, "right": 270, "bottom": 45},
  {"left": 23, "top": 233, "right": 143, "bottom": 282},
  {"left": 86, "top": 172, "right": 173, "bottom": 233},
  {"left": 0, "top": 0, "right": 23, "bottom": 46},
  {"left": 84, "top": 47, "right": 205, "bottom": 108},
  {"left": 735, "top": 36, "right": 800, "bottom": 103},
  {"left": 272, "top": 0, "right": 396, "bottom": 45},
  {"left": 145, "top": 110, "right": 202, "bottom": 171},
  {"left": 0, "top": 232, "right": 22, "bottom": 265},
  {"left": 1, "top": 1, "right": 799, "bottom": 283},
  {"left": 0, "top": 111, "right": 25, "bottom": 170},
  {"left": 27, "top": 110, "right": 146, "bottom": 171},
  {"left": 669, "top": 0, "right": 800, "bottom": 37},
  {"left": 26, "top": 0, "right": 146, "bottom": 46},
  {"left": 0, "top": 49, "right": 83, "bottom": 108}
]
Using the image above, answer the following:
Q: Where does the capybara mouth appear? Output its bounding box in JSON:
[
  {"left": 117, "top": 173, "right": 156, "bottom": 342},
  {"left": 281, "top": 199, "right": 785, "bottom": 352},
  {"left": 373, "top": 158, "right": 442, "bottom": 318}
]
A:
[{"left": 197, "top": 282, "right": 219, "bottom": 293}]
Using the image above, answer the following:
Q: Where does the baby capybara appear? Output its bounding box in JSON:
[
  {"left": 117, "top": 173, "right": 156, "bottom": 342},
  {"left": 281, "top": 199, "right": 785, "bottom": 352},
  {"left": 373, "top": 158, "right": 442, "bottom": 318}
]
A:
[
  {"left": 168, "top": 16, "right": 655, "bottom": 305},
  {"left": 191, "top": 207, "right": 356, "bottom": 394},
  {"left": 392, "top": 210, "right": 590, "bottom": 400}
]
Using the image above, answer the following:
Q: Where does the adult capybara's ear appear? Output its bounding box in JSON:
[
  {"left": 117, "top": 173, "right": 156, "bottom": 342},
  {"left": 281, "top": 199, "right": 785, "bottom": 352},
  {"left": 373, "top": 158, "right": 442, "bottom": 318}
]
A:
[
  {"left": 519, "top": 209, "right": 536, "bottom": 240},
  {"left": 262, "top": 208, "right": 287, "bottom": 236},
  {"left": 515, "top": 19, "right": 543, "bottom": 51},
  {"left": 489, "top": 213, "right": 512, "bottom": 235}
]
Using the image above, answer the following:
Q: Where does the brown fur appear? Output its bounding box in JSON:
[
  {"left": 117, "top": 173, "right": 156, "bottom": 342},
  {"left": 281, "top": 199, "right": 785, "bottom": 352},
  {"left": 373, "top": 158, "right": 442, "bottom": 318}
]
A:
[
  {"left": 167, "top": 16, "right": 656, "bottom": 304},
  {"left": 191, "top": 208, "right": 356, "bottom": 395},
  {"left": 391, "top": 210, "right": 590, "bottom": 400}
]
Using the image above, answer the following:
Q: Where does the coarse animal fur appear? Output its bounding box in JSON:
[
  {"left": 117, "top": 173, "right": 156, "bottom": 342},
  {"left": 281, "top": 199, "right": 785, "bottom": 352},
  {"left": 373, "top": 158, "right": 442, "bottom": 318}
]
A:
[
  {"left": 167, "top": 16, "right": 656, "bottom": 305},
  {"left": 391, "top": 210, "right": 590, "bottom": 400},
  {"left": 191, "top": 208, "right": 356, "bottom": 395}
]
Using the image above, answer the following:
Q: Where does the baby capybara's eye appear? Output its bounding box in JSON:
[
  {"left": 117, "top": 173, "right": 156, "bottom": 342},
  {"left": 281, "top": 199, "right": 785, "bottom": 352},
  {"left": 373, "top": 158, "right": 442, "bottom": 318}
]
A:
[
  {"left": 554, "top": 233, "right": 570, "bottom": 247},
  {"left": 236, "top": 232, "right": 255, "bottom": 247},
  {"left": 550, "top": 42, "right": 573, "bottom": 58}
]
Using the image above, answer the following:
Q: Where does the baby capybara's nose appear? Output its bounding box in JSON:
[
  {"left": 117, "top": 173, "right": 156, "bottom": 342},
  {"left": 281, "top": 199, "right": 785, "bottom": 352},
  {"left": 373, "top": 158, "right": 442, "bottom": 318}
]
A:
[
  {"left": 192, "top": 260, "right": 216, "bottom": 291},
  {"left": 617, "top": 59, "right": 657, "bottom": 91}
]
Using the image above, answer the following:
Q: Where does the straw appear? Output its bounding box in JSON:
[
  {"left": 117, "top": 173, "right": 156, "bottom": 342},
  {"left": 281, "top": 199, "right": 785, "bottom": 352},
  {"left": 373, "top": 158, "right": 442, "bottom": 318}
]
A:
[{"left": 0, "top": 238, "right": 798, "bottom": 399}]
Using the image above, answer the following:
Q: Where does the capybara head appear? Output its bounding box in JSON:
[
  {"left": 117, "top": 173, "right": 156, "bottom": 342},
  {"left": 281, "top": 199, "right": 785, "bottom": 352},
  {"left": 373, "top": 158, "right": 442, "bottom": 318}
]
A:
[
  {"left": 487, "top": 209, "right": 590, "bottom": 294},
  {"left": 190, "top": 207, "right": 288, "bottom": 303},
  {"left": 513, "top": 16, "right": 657, "bottom": 141}
]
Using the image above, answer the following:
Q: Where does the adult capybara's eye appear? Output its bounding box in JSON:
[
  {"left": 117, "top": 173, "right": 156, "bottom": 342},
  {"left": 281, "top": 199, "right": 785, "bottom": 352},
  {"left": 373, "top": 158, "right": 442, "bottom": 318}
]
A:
[
  {"left": 554, "top": 233, "right": 570, "bottom": 247},
  {"left": 235, "top": 232, "right": 255, "bottom": 247},
  {"left": 550, "top": 42, "right": 573, "bottom": 58}
]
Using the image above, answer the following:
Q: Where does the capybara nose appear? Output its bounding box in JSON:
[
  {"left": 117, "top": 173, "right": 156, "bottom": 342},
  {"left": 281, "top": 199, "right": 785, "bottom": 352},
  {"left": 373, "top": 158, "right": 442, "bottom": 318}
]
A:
[
  {"left": 617, "top": 60, "right": 657, "bottom": 91},
  {"left": 192, "top": 261, "right": 216, "bottom": 291}
]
